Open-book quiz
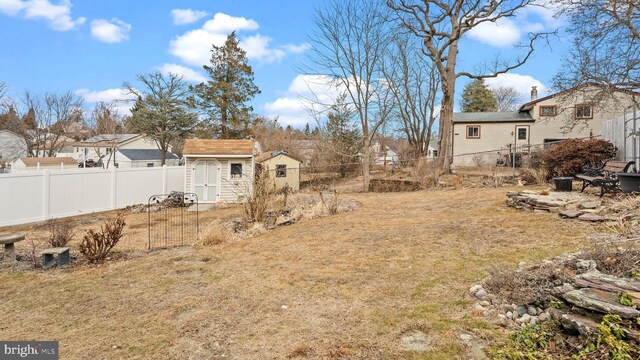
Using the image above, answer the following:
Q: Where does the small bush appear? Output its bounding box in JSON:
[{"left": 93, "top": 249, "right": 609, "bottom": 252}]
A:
[
  {"left": 539, "top": 139, "right": 616, "bottom": 178},
  {"left": 243, "top": 167, "right": 274, "bottom": 223},
  {"left": 197, "top": 221, "right": 233, "bottom": 246},
  {"left": 484, "top": 263, "right": 572, "bottom": 305},
  {"left": 45, "top": 218, "right": 75, "bottom": 247},
  {"left": 319, "top": 189, "right": 339, "bottom": 215},
  {"left": 78, "top": 212, "right": 126, "bottom": 263}
]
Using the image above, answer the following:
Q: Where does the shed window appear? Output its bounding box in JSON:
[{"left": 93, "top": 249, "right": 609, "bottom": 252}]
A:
[
  {"left": 147, "top": 163, "right": 154, "bottom": 167},
  {"left": 466, "top": 125, "right": 480, "bottom": 139},
  {"left": 231, "top": 163, "right": 243, "bottom": 179},
  {"left": 539, "top": 106, "right": 557, "bottom": 116},
  {"left": 575, "top": 104, "right": 593, "bottom": 119},
  {"left": 276, "top": 164, "right": 287, "bottom": 178}
]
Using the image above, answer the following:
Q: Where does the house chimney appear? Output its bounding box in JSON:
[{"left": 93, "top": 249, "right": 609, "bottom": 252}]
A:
[{"left": 531, "top": 86, "right": 538, "bottom": 101}]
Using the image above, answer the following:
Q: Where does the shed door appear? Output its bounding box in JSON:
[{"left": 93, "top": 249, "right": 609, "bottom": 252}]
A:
[{"left": 193, "top": 161, "right": 219, "bottom": 202}]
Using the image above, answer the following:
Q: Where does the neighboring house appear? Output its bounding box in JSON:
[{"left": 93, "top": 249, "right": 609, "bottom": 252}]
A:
[
  {"left": 452, "top": 84, "right": 640, "bottom": 166},
  {"left": 371, "top": 140, "right": 398, "bottom": 164},
  {"left": 0, "top": 130, "right": 27, "bottom": 168},
  {"left": 182, "top": 139, "right": 256, "bottom": 203},
  {"left": 12, "top": 157, "right": 77, "bottom": 172},
  {"left": 71, "top": 134, "right": 168, "bottom": 163},
  {"left": 98, "top": 149, "right": 180, "bottom": 168},
  {"left": 256, "top": 151, "right": 303, "bottom": 192}
]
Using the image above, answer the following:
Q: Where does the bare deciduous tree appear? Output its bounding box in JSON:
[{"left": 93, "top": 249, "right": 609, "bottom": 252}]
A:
[
  {"left": 388, "top": 0, "right": 552, "bottom": 172},
  {"left": 553, "top": 0, "right": 639, "bottom": 92},
  {"left": 492, "top": 86, "right": 523, "bottom": 111},
  {"left": 86, "top": 102, "right": 125, "bottom": 168},
  {"left": 382, "top": 34, "right": 440, "bottom": 157},
  {"left": 308, "top": 0, "right": 394, "bottom": 191},
  {"left": 5, "top": 91, "right": 83, "bottom": 157}
]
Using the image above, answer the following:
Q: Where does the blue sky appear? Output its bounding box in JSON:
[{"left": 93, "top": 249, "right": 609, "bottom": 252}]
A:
[{"left": 0, "top": 0, "right": 569, "bottom": 128}]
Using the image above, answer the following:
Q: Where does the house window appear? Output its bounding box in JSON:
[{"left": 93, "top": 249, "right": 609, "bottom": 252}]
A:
[
  {"left": 518, "top": 128, "right": 527, "bottom": 140},
  {"left": 231, "top": 163, "right": 243, "bottom": 179},
  {"left": 466, "top": 125, "right": 480, "bottom": 139},
  {"left": 575, "top": 104, "right": 593, "bottom": 119},
  {"left": 539, "top": 105, "right": 557, "bottom": 116},
  {"left": 147, "top": 163, "right": 154, "bottom": 167},
  {"left": 276, "top": 164, "right": 287, "bottom": 178}
]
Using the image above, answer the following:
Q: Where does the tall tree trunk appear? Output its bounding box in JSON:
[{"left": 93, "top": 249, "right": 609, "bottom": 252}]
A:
[
  {"left": 161, "top": 145, "right": 167, "bottom": 166},
  {"left": 437, "top": 47, "right": 458, "bottom": 173},
  {"left": 362, "top": 138, "right": 371, "bottom": 192}
]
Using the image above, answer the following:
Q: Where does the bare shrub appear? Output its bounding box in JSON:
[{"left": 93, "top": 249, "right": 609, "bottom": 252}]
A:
[
  {"left": 78, "top": 212, "right": 126, "bottom": 263},
  {"left": 484, "top": 263, "right": 572, "bottom": 305},
  {"left": 197, "top": 221, "right": 233, "bottom": 246},
  {"left": 319, "top": 189, "right": 339, "bottom": 215},
  {"left": 45, "top": 218, "right": 75, "bottom": 247},
  {"left": 518, "top": 168, "right": 549, "bottom": 185},
  {"left": 579, "top": 243, "right": 640, "bottom": 278},
  {"left": 26, "top": 239, "right": 44, "bottom": 268},
  {"left": 244, "top": 167, "right": 274, "bottom": 223},
  {"left": 539, "top": 138, "right": 616, "bottom": 178}
]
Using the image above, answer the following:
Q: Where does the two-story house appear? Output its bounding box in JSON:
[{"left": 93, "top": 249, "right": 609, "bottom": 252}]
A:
[{"left": 451, "top": 84, "right": 640, "bottom": 166}]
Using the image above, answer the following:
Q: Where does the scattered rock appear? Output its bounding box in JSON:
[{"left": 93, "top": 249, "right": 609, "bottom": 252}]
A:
[
  {"left": 552, "top": 283, "right": 576, "bottom": 295},
  {"left": 459, "top": 333, "right": 473, "bottom": 343},
  {"left": 469, "top": 284, "right": 483, "bottom": 296},
  {"left": 518, "top": 314, "right": 531, "bottom": 324},
  {"left": 559, "top": 210, "right": 581, "bottom": 218},
  {"left": 527, "top": 305, "right": 537, "bottom": 316},
  {"left": 475, "top": 289, "right": 488, "bottom": 298},
  {"left": 539, "top": 312, "right": 550, "bottom": 322},
  {"left": 560, "top": 313, "right": 599, "bottom": 337},
  {"left": 578, "top": 213, "right": 605, "bottom": 222},
  {"left": 516, "top": 306, "right": 527, "bottom": 317},
  {"left": 400, "top": 330, "right": 431, "bottom": 352},
  {"left": 506, "top": 311, "right": 513, "bottom": 320},
  {"left": 563, "top": 288, "right": 640, "bottom": 319},
  {"left": 518, "top": 261, "right": 527, "bottom": 268},
  {"left": 579, "top": 201, "right": 601, "bottom": 210},
  {"left": 479, "top": 300, "right": 491, "bottom": 307},
  {"left": 576, "top": 259, "right": 597, "bottom": 272}
]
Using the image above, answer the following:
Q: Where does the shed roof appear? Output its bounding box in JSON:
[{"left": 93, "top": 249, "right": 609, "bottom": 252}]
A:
[
  {"left": 452, "top": 111, "right": 534, "bottom": 123},
  {"left": 117, "top": 149, "right": 179, "bottom": 161},
  {"left": 18, "top": 157, "right": 77, "bottom": 166},
  {"left": 183, "top": 139, "right": 254, "bottom": 156},
  {"left": 256, "top": 151, "right": 303, "bottom": 163}
]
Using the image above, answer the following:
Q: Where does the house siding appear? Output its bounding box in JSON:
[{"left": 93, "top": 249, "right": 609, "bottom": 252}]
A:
[{"left": 452, "top": 87, "right": 639, "bottom": 166}]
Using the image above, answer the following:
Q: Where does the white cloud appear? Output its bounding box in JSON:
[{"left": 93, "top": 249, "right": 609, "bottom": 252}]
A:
[
  {"left": 466, "top": 3, "right": 563, "bottom": 48},
  {"left": 282, "top": 43, "right": 311, "bottom": 54},
  {"left": 0, "top": 0, "right": 26, "bottom": 16},
  {"left": 264, "top": 75, "right": 346, "bottom": 128},
  {"left": 90, "top": 18, "right": 131, "bottom": 43},
  {"left": 75, "top": 88, "right": 137, "bottom": 115},
  {"left": 467, "top": 18, "right": 522, "bottom": 47},
  {"left": 0, "top": 0, "right": 85, "bottom": 31},
  {"left": 170, "top": 12, "right": 308, "bottom": 66},
  {"left": 157, "top": 63, "right": 206, "bottom": 83},
  {"left": 484, "top": 73, "right": 547, "bottom": 100},
  {"left": 171, "top": 8, "right": 208, "bottom": 26},
  {"left": 240, "top": 34, "right": 286, "bottom": 63}
]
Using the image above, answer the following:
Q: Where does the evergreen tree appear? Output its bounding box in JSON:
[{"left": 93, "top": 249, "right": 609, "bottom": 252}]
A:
[
  {"left": 461, "top": 79, "right": 497, "bottom": 112},
  {"left": 324, "top": 93, "right": 361, "bottom": 177},
  {"left": 304, "top": 123, "right": 311, "bottom": 136},
  {"left": 190, "top": 32, "right": 261, "bottom": 139},
  {"left": 125, "top": 72, "right": 198, "bottom": 165}
]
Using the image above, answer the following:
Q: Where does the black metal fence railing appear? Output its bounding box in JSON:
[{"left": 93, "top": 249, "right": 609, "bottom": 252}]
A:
[{"left": 148, "top": 192, "right": 199, "bottom": 249}]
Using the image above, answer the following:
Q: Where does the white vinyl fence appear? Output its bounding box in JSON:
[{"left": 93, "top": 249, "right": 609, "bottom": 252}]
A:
[{"left": 0, "top": 166, "right": 185, "bottom": 227}]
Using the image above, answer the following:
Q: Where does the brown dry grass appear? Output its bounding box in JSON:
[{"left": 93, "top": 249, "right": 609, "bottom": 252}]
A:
[{"left": 0, "top": 187, "right": 594, "bottom": 359}]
